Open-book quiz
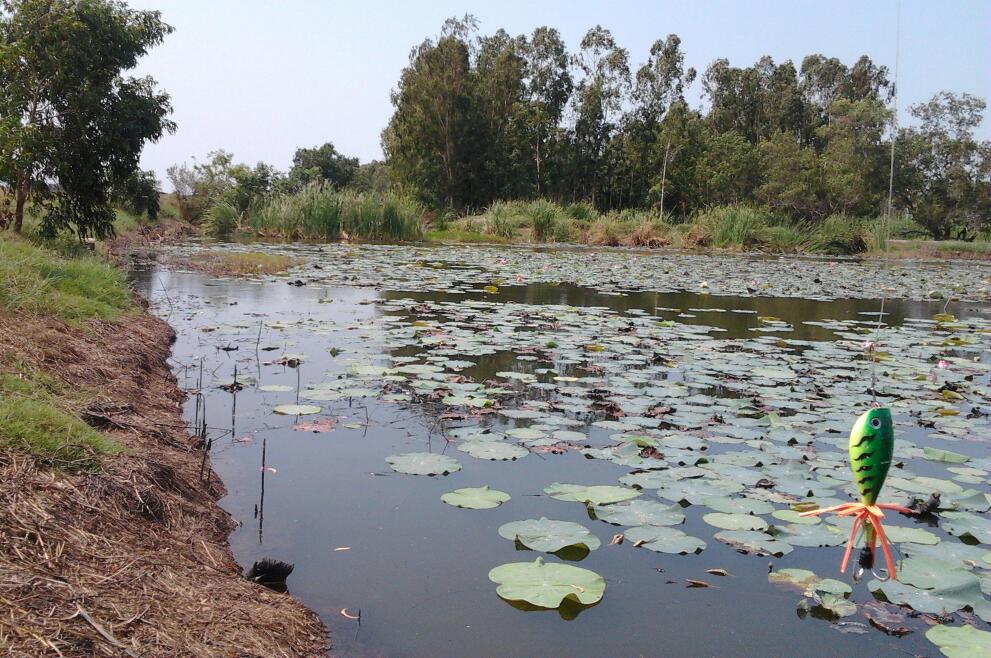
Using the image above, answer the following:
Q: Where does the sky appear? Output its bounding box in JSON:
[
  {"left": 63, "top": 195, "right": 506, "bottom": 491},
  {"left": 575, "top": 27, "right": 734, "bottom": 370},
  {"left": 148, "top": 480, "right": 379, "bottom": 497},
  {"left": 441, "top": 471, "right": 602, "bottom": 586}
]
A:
[{"left": 127, "top": 0, "right": 991, "bottom": 186}]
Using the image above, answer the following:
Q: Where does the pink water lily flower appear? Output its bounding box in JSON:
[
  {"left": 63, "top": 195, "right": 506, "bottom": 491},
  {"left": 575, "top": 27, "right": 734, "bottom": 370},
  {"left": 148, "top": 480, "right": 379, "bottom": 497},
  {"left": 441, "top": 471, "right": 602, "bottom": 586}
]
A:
[
  {"left": 497, "top": 258, "right": 508, "bottom": 265},
  {"left": 937, "top": 359, "right": 950, "bottom": 369},
  {"left": 863, "top": 340, "right": 875, "bottom": 350}
]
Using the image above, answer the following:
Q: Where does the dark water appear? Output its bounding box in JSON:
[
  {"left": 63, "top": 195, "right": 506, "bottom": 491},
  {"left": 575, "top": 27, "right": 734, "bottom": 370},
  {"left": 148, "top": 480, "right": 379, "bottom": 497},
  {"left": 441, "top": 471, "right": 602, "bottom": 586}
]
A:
[{"left": 131, "top": 265, "right": 981, "bottom": 658}]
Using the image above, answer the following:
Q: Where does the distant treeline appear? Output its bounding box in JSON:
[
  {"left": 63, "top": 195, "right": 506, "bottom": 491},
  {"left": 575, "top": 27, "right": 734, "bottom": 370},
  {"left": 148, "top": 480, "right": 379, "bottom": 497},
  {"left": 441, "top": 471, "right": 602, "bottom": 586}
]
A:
[
  {"left": 381, "top": 16, "right": 989, "bottom": 239},
  {"left": 167, "top": 15, "right": 990, "bottom": 243}
]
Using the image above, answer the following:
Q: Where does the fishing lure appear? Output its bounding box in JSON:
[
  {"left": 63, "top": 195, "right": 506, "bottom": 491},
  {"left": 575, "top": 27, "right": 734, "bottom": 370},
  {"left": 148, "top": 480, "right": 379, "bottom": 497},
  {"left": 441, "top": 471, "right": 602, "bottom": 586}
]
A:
[{"left": 800, "top": 407, "right": 912, "bottom": 580}]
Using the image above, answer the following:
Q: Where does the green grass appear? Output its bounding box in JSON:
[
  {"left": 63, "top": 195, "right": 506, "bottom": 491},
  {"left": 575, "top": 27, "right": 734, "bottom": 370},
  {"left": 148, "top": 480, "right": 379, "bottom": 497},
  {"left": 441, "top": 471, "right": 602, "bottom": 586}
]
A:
[
  {"left": 186, "top": 250, "right": 301, "bottom": 275},
  {"left": 229, "top": 183, "right": 424, "bottom": 241},
  {"left": 0, "top": 372, "right": 119, "bottom": 470},
  {"left": 0, "top": 238, "right": 135, "bottom": 322}
]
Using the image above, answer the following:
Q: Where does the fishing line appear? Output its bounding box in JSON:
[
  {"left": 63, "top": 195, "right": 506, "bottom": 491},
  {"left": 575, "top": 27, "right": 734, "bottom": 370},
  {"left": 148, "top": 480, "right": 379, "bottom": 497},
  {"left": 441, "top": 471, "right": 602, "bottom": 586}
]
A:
[{"left": 870, "top": 0, "right": 901, "bottom": 408}]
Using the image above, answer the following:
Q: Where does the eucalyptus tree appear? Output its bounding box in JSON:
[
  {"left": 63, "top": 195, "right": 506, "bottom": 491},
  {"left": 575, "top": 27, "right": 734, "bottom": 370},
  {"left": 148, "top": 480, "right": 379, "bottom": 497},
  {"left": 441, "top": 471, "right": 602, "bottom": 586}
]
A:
[
  {"left": 383, "top": 20, "right": 476, "bottom": 207},
  {"left": 570, "top": 26, "right": 630, "bottom": 204},
  {"left": 895, "top": 92, "right": 991, "bottom": 239},
  {"left": 521, "top": 26, "right": 572, "bottom": 196},
  {"left": 0, "top": 0, "right": 174, "bottom": 237}
]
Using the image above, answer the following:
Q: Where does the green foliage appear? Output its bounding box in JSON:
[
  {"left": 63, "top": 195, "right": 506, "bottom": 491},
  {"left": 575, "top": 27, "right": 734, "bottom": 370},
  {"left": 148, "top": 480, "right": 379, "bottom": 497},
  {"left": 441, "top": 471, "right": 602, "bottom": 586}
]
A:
[
  {"left": 204, "top": 201, "right": 243, "bottom": 238},
  {"left": 0, "top": 373, "right": 119, "bottom": 470},
  {"left": 288, "top": 142, "right": 359, "bottom": 190},
  {"left": 0, "top": 238, "right": 134, "bottom": 321},
  {"left": 375, "top": 18, "right": 988, "bottom": 244},
  {"left": 113, "top": 170, "right": 162, "bottom": 220},
  {"left": 243, "top": 184, "right": 423, "bottom": 241},
  {"left": 0, "top": 0, "right": 175, "bottom": 238},
  {"left": 526, "top": 199, "right": 561, "bottom": 241}
]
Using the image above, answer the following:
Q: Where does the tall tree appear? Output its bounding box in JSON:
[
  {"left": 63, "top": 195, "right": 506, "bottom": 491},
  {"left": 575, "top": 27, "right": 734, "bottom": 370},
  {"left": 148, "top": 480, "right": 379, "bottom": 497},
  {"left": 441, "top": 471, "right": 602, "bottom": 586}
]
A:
[
  {"left": 896, "top": 92, "right": 991, "bottom": 239},
  {"left": 521, "top": 26, "right": 571, "bottom": 196},
  {"left": 571, "top": 26, "right": 629, "bottom": 205},
  {"left": 0, "top": 0, "right": 174, "bottom": 237},
  {"left": 383, "top": 17, "right": 477, "bottom": 207}
]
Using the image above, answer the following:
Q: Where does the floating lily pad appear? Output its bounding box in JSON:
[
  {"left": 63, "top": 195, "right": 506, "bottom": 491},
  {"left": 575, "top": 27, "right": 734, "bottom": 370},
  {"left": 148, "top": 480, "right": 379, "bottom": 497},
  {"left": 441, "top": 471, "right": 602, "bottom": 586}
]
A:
[
  {"left": 703, "top": 513, "right": 769, "bottom": 531},
  {"left": 273, "top": 404, "right": 321, "bottom": 415},
  {"left": 544, "top": 483, "right": 641, "bottom": 505},
  {"left": 592, "top": 500, "right": 684, "bottom": 527},
  {"left": 702, "top": 495, "right": 774, "bottom": 516},
  {"left": 942, "top": 511, "right": 991, "bottom": 544},
  {"left": 714, "top": 530, "right": 793, "bottom": 556},
  {"left": 624, "top": 526, "right": 706, "bottom": 554},
  {"left": 457, "top": 440, "right": 528, "bottom": 461},
  {"left": 259, "top": 384, "right": 294, "bottom": 392},
  {"left": 441, "top": 486, "right": 510, "bottom": 509},
  {"left": 926, "top": 624, "right": 991, "bottom": 658},
  {"left": 488, "top": 557, "right": 605, "bottom": 608},
  {"left": 385, "top": 452, "right": 461, "bottom": 476},
  {"left": 498, "top": 518, "right": 601, "bottom": 552}
]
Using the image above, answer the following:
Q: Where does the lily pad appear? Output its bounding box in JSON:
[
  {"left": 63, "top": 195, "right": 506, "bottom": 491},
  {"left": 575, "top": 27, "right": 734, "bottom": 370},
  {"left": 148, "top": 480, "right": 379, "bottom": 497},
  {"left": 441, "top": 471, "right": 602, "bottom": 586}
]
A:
[
  {"left": 703, "top": 512, "right": 769, "bottom": 531},
  {"left": 488, "top": 557, "right": 605, "bottom": 608},
  {"left": 385, "top": 452, "right": 462, "bottom": 476},
  {"left": 441, "top": 486, "right": 511, "bottom": 509},
  {"left": 273, "top": 404, "right": 321, "bottom": 415},
  {"left": 592, "top": 500, "right": 685, "bottom": 527},
  {"left": 624, "top": 526, "right": 706, "bottom": 554},
  {"left": 498, "top": 517, "right": 601, "bottom": 552},
  {"left": 714, "top": 530, "right": 793, "bottom": 556},
  {"left": 457, "top": 440, "right": 528, "bottom": 461},
  {"left": 544, "top": 483, "right": 641, "bottom": 505},
  {"left": 702, "top": 495, "right": 774, "bottom": 516},
  {"left": 926, "top": 625, "right": 991, "bottom": 658}
]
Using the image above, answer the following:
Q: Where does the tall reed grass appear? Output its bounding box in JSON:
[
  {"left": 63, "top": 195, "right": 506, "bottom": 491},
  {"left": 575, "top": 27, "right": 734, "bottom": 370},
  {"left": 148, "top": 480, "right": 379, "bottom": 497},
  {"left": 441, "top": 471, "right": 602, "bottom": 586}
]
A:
[{"left": 208, "top": 184, "right": 424, "bottom": 241}]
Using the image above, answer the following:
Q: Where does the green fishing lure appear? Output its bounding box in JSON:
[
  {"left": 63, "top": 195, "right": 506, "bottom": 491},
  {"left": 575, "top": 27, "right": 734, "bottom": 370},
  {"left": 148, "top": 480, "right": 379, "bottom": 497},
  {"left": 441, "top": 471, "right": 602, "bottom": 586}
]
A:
[{"left": 849, "top": 407, "right": 894, "bottom": 505}]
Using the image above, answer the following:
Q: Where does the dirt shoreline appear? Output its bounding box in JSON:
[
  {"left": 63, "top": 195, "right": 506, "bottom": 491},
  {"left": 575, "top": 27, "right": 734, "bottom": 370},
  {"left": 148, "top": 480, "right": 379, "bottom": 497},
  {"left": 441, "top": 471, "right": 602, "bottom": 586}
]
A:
[{"left": 0, "top": 300, "right": 327, "bottom": 655}]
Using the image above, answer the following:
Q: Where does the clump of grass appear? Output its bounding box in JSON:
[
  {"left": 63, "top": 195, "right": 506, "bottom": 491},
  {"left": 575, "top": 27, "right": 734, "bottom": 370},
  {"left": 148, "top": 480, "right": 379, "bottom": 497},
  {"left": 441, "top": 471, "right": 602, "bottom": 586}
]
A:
[
  {"left": 186, "top": 251, "right": 301, "bottom": 276},
  {"left": 0, "top": 238, "right": 134, "bottom": 322},
  {"left": 0, "top": 373, "right": 119, "bottom": 470},
  {"left": 242, "top": 184, "right": 424, "bottom": 241},
  {"left": 809, "top": 215, "right": 870, "bottom": 255},
  {"left": 483, "top": 202, "right": 519, "bottom": 239},
  {"left": 564, "top": 201, "right": 598, "bottom": 223},
  {"left": 585, "top": 217, "right": 627, "bottom": 246},
  {"left": 526, "top": 200, "right": 562, "bottom": 242},
  {"left": 204, "top": 201, "right": 243, "bottom": 238}
]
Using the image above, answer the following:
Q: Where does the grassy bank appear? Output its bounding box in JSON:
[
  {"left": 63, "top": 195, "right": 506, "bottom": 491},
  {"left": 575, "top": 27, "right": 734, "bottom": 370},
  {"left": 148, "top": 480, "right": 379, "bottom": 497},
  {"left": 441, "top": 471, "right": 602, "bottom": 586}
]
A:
[
  {"left": 0, "top": 238, "right": 135, "bottom": 468},
  {"left": 0, "top": 234, "right": 328, "bottom": 656},
  {"left": 445, "top": 201, "right": 898, "bottom": 255}
]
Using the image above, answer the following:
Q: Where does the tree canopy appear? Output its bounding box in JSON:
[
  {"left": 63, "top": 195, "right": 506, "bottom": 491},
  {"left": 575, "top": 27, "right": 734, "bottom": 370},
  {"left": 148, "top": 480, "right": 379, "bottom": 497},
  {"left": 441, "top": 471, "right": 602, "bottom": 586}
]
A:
[
  {"left": 379, "top": 17, "right": 989, "bottom": 237},
  {"left": 0, "top": 0, "right": 174, "bottom": 238}
]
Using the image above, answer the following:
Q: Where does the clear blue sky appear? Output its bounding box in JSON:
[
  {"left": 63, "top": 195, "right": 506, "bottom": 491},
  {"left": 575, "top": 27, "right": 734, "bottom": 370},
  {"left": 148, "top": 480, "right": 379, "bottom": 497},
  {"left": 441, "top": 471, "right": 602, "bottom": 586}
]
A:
[{"left": 127, "top": 0, "right": 990, "bottom": 184}]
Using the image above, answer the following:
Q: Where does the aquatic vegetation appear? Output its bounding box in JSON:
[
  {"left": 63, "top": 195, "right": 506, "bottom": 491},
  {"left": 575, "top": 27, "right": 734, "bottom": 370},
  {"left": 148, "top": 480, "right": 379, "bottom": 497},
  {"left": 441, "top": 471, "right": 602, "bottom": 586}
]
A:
[
  {"left": 146, "top": 241, "right": 991, "bottom": 654},
  {"left": 441, "top": 486, "right": 511, "bottom": 509},
  {"left": 488, "top": 557, "right": 605, "bottom": 608},
  {"left": 236, "top": 184, "right": 424, "bottom": 241}
]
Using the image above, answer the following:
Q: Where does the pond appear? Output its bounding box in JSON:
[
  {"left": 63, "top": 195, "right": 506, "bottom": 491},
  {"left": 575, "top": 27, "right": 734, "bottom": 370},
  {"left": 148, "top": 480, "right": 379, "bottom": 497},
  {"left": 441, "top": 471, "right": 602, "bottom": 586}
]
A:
[{"left": 133, "top": 243, "right": 991, "bottom": 657}]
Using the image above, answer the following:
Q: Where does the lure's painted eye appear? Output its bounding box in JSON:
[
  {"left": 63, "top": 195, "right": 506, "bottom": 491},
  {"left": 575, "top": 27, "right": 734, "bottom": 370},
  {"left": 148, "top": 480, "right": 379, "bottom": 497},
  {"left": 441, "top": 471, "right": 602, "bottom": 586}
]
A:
[{"left": 870, "top": 418, "right": 882, "bottom": 429}]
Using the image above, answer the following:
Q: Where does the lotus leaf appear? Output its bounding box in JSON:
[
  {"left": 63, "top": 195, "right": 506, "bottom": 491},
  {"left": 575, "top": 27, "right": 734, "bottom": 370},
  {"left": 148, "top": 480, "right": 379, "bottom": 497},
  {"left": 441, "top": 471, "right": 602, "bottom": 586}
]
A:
[
  {"left": 488, "top": 557, "right": 605, "bottom": 608},
  {"left": 385, "top": 452, "right": 462, "bottom": 476},
  {"left": 926, "top": 625, "right": 991, "bottom": 658},
  {"left": 544, "top": 483, "right": 641, "bottom": 505},
  {"left": 498, "top": 517, "right": 601, "bottom": 552},
  {"left": 273, "top": 404, "right": 321, "bottom": 415},
  {"left": 624, "top": 526, "right": 706, "bottom": 554},
  {"left": 457, "top": 440, "right": 528, "bottom": 461},
  {"left": 441, "top": 486, "right": 511, "bottom": 509},
  {"left": 592, "top": 500, "right": 685, "bottom": 527}
]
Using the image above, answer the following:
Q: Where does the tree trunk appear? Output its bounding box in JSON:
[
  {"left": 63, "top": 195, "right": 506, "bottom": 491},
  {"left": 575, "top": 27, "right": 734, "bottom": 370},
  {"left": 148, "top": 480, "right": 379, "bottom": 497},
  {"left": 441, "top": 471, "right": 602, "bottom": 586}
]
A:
[{"left": 13, "top": 170, "right": 27, "bottom": 233}]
